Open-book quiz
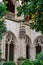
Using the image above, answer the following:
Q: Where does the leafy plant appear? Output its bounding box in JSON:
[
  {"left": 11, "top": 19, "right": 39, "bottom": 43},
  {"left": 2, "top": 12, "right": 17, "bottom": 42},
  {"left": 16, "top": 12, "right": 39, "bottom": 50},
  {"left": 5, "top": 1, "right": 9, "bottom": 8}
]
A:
[
  {"left": 0, "top": 2, "right": 7, "bottom": 40},
  {"left": 22, "top": 59, "right": 33, "bottom": 65},
  {"left": 36, "top": 52, "right": 43, "bottom": 61},
  {"left": 16, "top": 0, "right": 43, "bottom": 34},
  {"left": 0, "top": 18, "right": 7, "bottom": 40},
  {"left": 3, "top": 61, "right": 16, "bottom": 65},
  {"left": 0, "top": 2, "right": 7, "bottom": 17},
  {"left": 33, "top": 60, "right": 42, "bottom": 65}
]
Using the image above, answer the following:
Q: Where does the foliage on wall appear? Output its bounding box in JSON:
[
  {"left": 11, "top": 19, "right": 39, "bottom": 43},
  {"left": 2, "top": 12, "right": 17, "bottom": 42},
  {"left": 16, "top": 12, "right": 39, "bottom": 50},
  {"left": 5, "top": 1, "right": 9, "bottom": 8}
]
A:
[
  {"left": 0, "top": 2, "right": 7, "bottom": 40},
  {"left": 16, "top": 0, "right": 43, "bottom": 34}
]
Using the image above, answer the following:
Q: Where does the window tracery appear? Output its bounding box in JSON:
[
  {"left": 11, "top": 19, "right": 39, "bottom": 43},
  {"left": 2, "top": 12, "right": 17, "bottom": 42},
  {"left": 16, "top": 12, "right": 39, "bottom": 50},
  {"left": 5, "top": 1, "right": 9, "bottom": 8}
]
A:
[
  {"left": 35, "top": 36, "right": 43, "bottom": 46},
  {"left": 5, "top": 32, "right": 16, "bottom": 61},
  {"left": 35, "top": 36, "right": 43, "bottom": 55}
]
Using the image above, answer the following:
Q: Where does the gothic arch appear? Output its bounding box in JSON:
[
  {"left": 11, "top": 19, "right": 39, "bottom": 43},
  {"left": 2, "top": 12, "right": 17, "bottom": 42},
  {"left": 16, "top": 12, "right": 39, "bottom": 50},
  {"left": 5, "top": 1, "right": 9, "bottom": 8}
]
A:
[
  {"left": 34, "top": 35, "right": 43, "bottom": 46},
  {"left": 25, "top": 35, "right": 32, "bottom": 59},
  {"left": 5, "top": 31, "right": 17, "bottom": 43},
  {"left": 25, "top": 35, "right": 32, "bottom": 46},
  {"left": 33, "top": 35, "right": 43, "bottom": 55},
  {"left": 2, "top": 31, "right": 17, "bottom": 61}
]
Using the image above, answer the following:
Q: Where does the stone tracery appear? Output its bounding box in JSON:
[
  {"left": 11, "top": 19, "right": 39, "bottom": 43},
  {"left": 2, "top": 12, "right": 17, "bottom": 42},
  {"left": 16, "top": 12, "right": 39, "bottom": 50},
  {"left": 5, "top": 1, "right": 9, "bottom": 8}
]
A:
[
  {"left": 5, "top": 32, "right": 17, "bottom": 61},
  {"left": 34, "top": 36, "right": 43, "bottom": 55},
  {"left": 35, "top": 36, "right": 43, "bottom": 46}
]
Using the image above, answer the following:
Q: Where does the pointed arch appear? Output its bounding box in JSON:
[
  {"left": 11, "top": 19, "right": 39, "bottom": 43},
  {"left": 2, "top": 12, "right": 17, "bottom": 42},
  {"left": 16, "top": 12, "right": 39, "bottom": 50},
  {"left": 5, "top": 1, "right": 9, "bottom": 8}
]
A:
[
  {"left": 25, "top": 35, "right": 32, "bottom": 59},
  {"left": 5, "top": 31, "right": 17, "bottom": 43},
  {"left": 25, "top": 35, "right": 32, "bottom": 46},
  {"left": 33, "top": 35, "right": 43, "bottom": 46},
  {"left": 33, "top": 35, "right": 43, "bottom": 55},
  {"left": 3, "top": 31, "right": 17, "bottom": 61}
]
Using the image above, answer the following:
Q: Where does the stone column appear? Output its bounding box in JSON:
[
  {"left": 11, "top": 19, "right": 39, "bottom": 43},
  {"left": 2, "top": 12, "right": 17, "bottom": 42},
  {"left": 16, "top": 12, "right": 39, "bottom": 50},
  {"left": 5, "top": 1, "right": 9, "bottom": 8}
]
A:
[
  {"left": 19, "top": 39, "right": 26, "bottom": 58},
  {"left": 7, "top": 44, "right": 9, "bottom": 61},
  {"left": 30, "top": 45, "right": 36, "bottom": 60},
  {"left": 41, "top": 45, "right": 43, "bottom": 52},
  {"left": 19, "top": 39, "right": 23, "bottom": 57},
  {"left": 21, "top": 39, "right": 26, "bottom": 58},
  {"left": 14, "top": 45, "right": 18, "bottom": 63},
  {"left": 1, "top": 36, "right": 6, "bottom": 59}
]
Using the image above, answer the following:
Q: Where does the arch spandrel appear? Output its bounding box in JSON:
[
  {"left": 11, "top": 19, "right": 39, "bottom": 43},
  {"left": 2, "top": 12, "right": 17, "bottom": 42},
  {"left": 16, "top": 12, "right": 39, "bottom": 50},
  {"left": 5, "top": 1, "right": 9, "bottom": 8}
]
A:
[{"left": 25, "top": 35, "right": 32, "bottom": 46}]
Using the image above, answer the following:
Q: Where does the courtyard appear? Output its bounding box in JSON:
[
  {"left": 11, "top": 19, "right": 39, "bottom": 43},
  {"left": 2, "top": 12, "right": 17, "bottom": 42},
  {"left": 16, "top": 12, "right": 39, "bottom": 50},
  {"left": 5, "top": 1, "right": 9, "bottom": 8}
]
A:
[{"left": 0, "top": 0, "right": 43, "bottom": 65}]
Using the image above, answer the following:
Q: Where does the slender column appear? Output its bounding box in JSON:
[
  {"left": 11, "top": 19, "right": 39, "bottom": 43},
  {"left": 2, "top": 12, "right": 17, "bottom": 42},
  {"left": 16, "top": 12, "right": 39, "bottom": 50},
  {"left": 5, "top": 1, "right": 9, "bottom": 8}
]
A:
[
  {"left": 2, "top": 36, "right": 6, "bottom": 59},
  {"left": 19, "top": 39, "right": 23, "bottom": 57},
  {"left": 7, "top": 44, "right": 9, "bottom": 61},
  {"left": 20, "top": 39, "right": 22, "bottom": 57},
  {"left": 14, "top": 45, "right": 18, "bottom": 63},
  {"left": 41, "top": 45, "right": 43, "bottom": 52}
]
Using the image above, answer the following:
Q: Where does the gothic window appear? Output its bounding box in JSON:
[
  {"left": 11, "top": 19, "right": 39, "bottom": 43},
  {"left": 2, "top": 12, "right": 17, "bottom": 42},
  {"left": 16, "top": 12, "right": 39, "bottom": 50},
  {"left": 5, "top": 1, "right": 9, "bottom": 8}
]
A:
[
  {"left": 36, "top": 44, "right": 41, "bottom": 54},
  {"left": 35, "top": 36, "right": 43, "bottom": 55},
  {"left": 5, "top": 32, "right": 15, "bottom": 61},
  {"left": 9, "top": 41, "right": 14, "bottom": 61},
  {"left": 25, "top": 35, "right": 31, "bottom": 59}
]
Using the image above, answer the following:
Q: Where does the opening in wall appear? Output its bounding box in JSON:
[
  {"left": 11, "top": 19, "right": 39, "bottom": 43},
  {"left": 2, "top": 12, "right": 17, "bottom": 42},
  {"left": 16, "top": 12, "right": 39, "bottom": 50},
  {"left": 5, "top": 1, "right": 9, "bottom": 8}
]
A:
[
  {"left": 36, "top": 44, "right": 41, "bottom": 54},
  {"left": 3, "top": 0, "right": 15, "bottom": 13},
  {"left": 5, "top": 43, "right": 8, "bottom": 61},
  {"left": 26, "top": 45, "right": 30, "bottom": 59},
  {"left": 5, "top": 43, "right": 14, "bottom": 61},
  {"left": 9, "top": 41, "right": 14, "bottom": 61}
]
